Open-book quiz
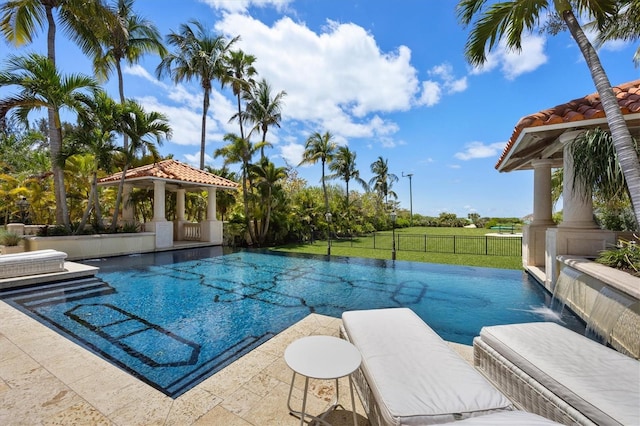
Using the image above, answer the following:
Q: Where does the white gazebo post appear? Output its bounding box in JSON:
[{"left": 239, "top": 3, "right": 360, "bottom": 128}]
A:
[
  {"left": 201, "top": 187, "right": 222, "bottom": 244},
  {"left": 523, "top": 159, "right": 556, "bottom": 274},
  {"left": 174, "top": 188, "right": 187, "bottom": 240},
  {"left": 145, "top": 179, "right": 173, "bottom": 248},
  {"left": 545, "top": 131, "right": 615, "bottom": 289}
]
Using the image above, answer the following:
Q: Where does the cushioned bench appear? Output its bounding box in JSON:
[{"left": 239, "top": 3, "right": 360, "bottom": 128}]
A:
[
  {"left": 474, "top": 322, "right": 640, "bottom": 426},
  {"left": 0, "top": 249, "right": 67, "bottom": 279},
  {"left": 341, "top": 308, "right": 515, "bottom": 425}
]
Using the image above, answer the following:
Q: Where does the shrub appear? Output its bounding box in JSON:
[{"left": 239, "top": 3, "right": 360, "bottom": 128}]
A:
[
  {"left": 596, "top": 236, "right": 640, "bottom": 277},
  {"left": 0, "top": 231, "right": 22, "bottom": 246}
]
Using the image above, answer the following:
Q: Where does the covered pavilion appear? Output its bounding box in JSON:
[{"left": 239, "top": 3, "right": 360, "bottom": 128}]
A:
[
  {"left": 496, "top": 79, "right": 640, "bottom": 290},
  {"left": 98, "top": 159, "right": 238, "bottom": 249}
]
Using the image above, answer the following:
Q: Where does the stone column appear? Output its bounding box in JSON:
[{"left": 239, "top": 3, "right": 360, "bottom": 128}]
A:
[
  {"left": 175, "top": 188, "right": 186, "bottom": 240},
  {"left": 207, "top": 187, "right": 217, "bottom": 220},
  {"left": 523, "top": 159, "right": 556, "bottom": 271},
  {"left": 152, "top": 180, "right": 166, "bottom": 222},
  {"left": 559, "top": 135, "right": 597, "bottom": 229}
]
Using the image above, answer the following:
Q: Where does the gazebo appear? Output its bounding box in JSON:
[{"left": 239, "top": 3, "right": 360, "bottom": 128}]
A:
[
  {"left": 496, "top": 79, "right": 640, "bottom": 289},
  {"left": 98, "top": 159, "right": 238, "bottom": 249}
]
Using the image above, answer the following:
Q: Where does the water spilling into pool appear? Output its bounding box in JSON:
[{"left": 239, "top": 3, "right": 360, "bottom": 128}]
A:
[{"left": 0, "top": 248, "right": 585, "bottom": 397}]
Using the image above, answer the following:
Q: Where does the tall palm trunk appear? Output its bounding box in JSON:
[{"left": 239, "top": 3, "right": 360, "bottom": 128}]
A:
[
  {"left": 45, "top": 4, "right": 69, "bottom": 227},
  {"left": 563, "top": 10, "right": 640, "bottom": 226},
  {"left": 236, "top": 93, "right": 244, "bottom": 140},
  {"left": 116, "top": 60, "right": 129, "bottom": 151},
  {"left": 321, "top": 159, "right": 329, "bottom": 213},
  {"left": 241, "top": 165, "right": 257, "bottom": 245},
  {"left": 111, "top": 163, "right": 129, "bottom": 232},
  {"left": 200, "top": 89, "right": 210, "bottom": 170}
]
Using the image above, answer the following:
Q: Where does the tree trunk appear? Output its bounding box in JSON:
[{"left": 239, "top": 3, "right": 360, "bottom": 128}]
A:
[
  {"left": 321, "top": 159, "right": 329, "bottom": 213},
  {"left": 236, "top": 93, "right": 244, "bottom": 140},
  {"left": 116, "top": 60, "right": 129, "bottom": 151},
  {"left": 563, "top": 10, "right": 640, "bottom": 227},
  {"left": 200, "top": 90, "right": 209, "bottom": 170},
  {"left": 111, "top": 164, "right": 129, "bottom": 232}
]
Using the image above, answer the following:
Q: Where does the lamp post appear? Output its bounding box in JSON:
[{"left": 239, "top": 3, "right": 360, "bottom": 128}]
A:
[
  {"left": 402, "top": 172, "right": 414, "bottom": 227},
  {"left": 390, "top": 210, "right": 397, "bottom": 261},
  {"left": 17, "top": 197, "right": 29, "bottom": 224},
  {"left": 325, "top": 211, "right": 332, "bottom": 256}
]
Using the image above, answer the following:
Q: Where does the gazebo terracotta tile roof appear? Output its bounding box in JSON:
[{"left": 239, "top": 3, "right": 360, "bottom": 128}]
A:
[
  {"left": 496, "top": 80, "right": 640, "bottom": 170},
  {"left": 98, "top": 159, "right": 238, "bottom": 189}
]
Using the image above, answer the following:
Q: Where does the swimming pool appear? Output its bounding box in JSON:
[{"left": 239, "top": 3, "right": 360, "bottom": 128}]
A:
[{"left": 0, "top": 247, "right": 585, "bottom": 398}]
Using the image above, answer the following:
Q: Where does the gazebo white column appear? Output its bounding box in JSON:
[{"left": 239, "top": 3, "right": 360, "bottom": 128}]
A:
[
  {"left": 122, "top": 183, "right": 134, "bottom": 223},
  {"left": 544, "top": 131, "right": 615, "bottom": 290},
  {"left": 174, "top": 188, "right": 187, "bottom": 240},
  {"left": 144, "top": 179, "right": 173, "bottom": 248},
  {"left": 523, "top": 159, "right": 556, "bottom": 271},
  {"left": 202, "top": 187, "right": 222, "bottom": 244}
]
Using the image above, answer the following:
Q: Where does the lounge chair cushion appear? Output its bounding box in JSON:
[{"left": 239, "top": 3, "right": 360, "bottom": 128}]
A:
[
  {"left": 342, "top": 308, "right": 513, "bottom": 425},
  {"left": 446, "top": 411, "right": 562, "bottom": 424},
  {"left": 479, "top": 322, "right": 640, "bottom": 426}
]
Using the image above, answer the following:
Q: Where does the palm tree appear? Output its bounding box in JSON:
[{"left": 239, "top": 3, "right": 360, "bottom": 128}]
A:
[
  {"left": 1, "top": 0, "right": 110, "bottom": 225},
  {"left": 591, "top": 0, "right": 640, "bottom": 66},
  {"left": 299, "top": 131, "right": 337, "bottom": 215},
  {"left": 327, "top": 146, "right": 368, "bottom": 211},
  {"left": 64, "top": 90, "right": 121, "bottom": 232},
  {"left": 213, "top": 133, "right": 265, "bottom": 244},
  {"left": 156, "top": 20, "right": 238, "bottom": 170},
  {"left": 250, "top": 157, "right": 288, "bottom": 244},
  {"left": 369, "top": 156, "right": 398, "bottom": 208},
  {"left": 457, "top": 0, "right": 640, "bottom": 226},
  {"left": 224, "top": 49, "right": 257, "bottom": 140},
  {"left": 0, "top": 53, "right": 99, "bottom": 226},
  {"left": 110, "top": 100, "right": 171, "bottom": 231},
  {"left": 92, "top": 0, "right": 167, "bottom": 151},
  {"left": 245, "top": 78, "right": 287, "bottom": 160}
]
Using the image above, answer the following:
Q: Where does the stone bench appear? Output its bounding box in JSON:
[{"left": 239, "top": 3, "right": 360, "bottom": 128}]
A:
[
  {"left": 0, "top": 249, "right": 67, "bottom": 279},
  {"left": 341, "top": 308, "right": 515, "bottom": 425},
  {"left": 473, "top": 322, "right": 640, "bottom": 425}
]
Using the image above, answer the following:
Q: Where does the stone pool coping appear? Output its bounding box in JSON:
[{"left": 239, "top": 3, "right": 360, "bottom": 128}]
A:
[{"left": 0, "top": 300, "right": 472, "bottom": 425}]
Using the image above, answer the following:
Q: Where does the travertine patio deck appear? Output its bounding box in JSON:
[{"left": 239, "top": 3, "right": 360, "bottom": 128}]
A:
[{"left": 0, "top": 300, "right": 472, "bottom": 425}]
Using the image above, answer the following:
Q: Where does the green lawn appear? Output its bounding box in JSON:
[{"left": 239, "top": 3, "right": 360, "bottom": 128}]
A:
[{"left": 271, "top": 227, "right": 524, "bottom": 270}]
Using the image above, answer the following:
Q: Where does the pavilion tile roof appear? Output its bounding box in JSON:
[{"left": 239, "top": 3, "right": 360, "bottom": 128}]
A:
[
  {"left": 98, "top": 159, "right": 238, "bottom": 189},
  {"left": 496, "top": 80, "right": 640, "bottom": 169}
]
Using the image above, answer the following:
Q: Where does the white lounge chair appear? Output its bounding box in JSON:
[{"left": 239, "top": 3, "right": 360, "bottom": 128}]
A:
[
  {"left": 0, "top": 249, "right": 67, "bottom": 279},
  {"left": 341, "top": 308, "right": 514, "bottom": 425},
  {"left": 474, "top": 322, "right": 640, "bottom": 426}
]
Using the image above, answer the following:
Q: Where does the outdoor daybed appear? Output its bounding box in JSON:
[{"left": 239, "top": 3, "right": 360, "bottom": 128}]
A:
[
  {"left": 0, "top": 249, "right": 67, "bottom": 279},
  {"left": 341, "top": 308, "right": 517, "bottom": 425},
  {"left": 474, "top": 322, "right": 640, "bottom": 426}
]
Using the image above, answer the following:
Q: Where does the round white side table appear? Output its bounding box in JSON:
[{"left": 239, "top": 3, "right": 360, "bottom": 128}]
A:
[{"left": 285, "top": 335, "right": 362, "bottom": 426}]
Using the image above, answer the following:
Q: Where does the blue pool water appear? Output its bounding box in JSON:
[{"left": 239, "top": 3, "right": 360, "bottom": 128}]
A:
[{"left": 0, "top": 247, "right": 585, "bottom": 398}]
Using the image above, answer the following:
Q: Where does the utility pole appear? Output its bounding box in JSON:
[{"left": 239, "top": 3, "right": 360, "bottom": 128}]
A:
[{"left": 402, "top": 172, "right": 414, "bottom": 227}]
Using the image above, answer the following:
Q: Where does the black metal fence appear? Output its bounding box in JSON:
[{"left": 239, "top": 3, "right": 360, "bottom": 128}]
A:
[{"left": 332, "top": 233, "right": 522, "bottom": 257}]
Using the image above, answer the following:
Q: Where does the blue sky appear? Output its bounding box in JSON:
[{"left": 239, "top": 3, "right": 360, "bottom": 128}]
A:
[{"left": 2, "top": 0, "right": 639, "bottom": 218}]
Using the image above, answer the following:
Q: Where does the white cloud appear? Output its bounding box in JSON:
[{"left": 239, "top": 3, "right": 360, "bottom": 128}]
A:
[
  {"left": 418, "top": 81, "right": 441, "bottom": 106},
  {"left": 214, "top": 14, "right": 419, "bottom": 140},
  {"left": 470, "top": 34, "right": 548, "bottom": 80},
  {"left": 198, "top": 0, "right": 292, "bottom": 13},
  {"left": 280, "top": 142, "right": 305, "bottom": 166},
  {"left": 454, "top": 141, "right": 506, "bottom": 160}
]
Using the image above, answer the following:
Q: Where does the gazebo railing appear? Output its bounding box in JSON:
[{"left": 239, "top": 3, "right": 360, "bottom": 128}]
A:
[{"left": 183, "top": 223, "right": 201, "bottom": 241}]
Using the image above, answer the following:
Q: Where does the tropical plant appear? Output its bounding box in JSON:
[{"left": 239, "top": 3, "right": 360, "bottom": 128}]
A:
[
  {"left": 0, "top": 53, "right": 99, "bottom": 227},
  {"left": 64, "top": 90, "right": 122, "bottom": 233},
  {"left": 457, "top": 0, "right": 640, "bottom": 226},
  {"left": 110, "top": 100, "right": 171, "bottom": 231},
  {"left": 244, "top": 78, "right": 287, "bottom": 160},
  {"left": 597, "top": 236, "right": 640, "bottom": 276},
  {"left": 213, "top": 133, "right": 265, "bottom": 244},
  {"left": 250, "top": 157, "right": 288, "bottom": 244},
  {"left": 224, "top": 49, "right": 257, "bottom": 140},
  {"left": 590, "top": 0, "right": 640, "bottom": 66},
  {"left": 0, "top": 230, "right": 22, "bottom": 246},
  {"left": 157, "top": 20, "right": 238, "bottom": 169},
  {"left": 91, "top": 0, "right": 167, "bottom": 151},
  {"left": 328, "top": 145, "right": 368, "bottom": 211},
  {"left": 369, "top": 156, "right": 398, "bottom": 208},
  {"left": 299, "top": 131, "right": 337, "bottom": 216}
]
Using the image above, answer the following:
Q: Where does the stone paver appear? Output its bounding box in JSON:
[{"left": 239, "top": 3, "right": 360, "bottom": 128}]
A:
[{"left": 0, "top": 301, "right": 473, "bottom": 425}]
